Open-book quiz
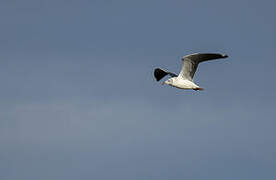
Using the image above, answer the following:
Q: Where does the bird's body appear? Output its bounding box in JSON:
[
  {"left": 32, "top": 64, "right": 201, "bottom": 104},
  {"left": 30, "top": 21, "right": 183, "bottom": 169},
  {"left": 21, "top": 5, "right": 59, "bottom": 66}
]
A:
[
  {"left": 154, "top": 53, "right": 228, "bottom": 91},
  {"left": 164, "top": 77, "right": 201, "bottom": 90}
]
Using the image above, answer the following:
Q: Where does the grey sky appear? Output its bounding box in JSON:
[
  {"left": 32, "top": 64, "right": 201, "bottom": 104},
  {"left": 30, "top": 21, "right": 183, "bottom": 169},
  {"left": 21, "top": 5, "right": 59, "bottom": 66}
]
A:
[{"left": 1, "top": 0, "right": 276, "bottom": 180}]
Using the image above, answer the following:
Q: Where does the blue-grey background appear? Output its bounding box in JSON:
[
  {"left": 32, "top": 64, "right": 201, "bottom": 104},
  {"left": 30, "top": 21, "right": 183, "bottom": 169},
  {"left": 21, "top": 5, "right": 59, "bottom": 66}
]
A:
[{"left": 1, "top": 0, "right": 275, "bottom": 179}]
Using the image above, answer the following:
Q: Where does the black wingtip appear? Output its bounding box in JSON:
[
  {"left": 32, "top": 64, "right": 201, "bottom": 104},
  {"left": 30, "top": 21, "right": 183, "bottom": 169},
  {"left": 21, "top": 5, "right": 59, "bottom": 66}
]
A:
[
  {"left": 154, "top": 68, "right": 164, "bottom": 81},
  {"left": 154, "top": 68, "right": 170, "bottom": 81}
]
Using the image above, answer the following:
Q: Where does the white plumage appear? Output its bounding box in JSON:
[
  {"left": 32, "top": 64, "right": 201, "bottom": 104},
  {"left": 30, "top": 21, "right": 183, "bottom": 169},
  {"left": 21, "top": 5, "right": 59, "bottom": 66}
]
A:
[{"left": 154, "top": 53, "right": 228, "bottom": 90}]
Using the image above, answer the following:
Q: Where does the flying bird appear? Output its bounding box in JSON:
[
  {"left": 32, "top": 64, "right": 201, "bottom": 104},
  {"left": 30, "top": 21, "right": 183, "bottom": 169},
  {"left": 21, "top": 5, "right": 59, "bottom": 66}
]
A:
[{"left": 154, "top": 53, "right": 228, "bottom": 90}]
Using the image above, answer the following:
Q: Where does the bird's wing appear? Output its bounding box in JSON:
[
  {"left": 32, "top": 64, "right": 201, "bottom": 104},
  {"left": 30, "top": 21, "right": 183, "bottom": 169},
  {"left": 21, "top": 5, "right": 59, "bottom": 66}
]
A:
[
  {"left": 154, "top": 68, "right": 177, "bottom": 81},
  {"left": 178, "top": 53, "right": 228, "bottom": 81}
]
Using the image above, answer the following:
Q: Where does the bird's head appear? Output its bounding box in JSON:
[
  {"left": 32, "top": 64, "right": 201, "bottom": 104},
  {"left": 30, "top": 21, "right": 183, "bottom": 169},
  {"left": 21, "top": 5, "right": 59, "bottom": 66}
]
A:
[{"left": 162, "top": 78, "right": 175, "bottom": 86}]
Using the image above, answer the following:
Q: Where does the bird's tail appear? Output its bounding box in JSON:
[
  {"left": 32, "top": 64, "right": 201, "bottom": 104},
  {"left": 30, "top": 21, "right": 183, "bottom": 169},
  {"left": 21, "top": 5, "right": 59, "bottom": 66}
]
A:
[{"left": 193, "top": 87, "right": 204, "bottom": 91}]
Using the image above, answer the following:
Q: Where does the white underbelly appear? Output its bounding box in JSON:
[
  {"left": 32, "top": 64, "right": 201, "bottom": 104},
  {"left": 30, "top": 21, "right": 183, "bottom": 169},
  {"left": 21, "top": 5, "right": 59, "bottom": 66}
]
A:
[{"left": 173, "top": 79, "right": 199, "bottom": 89}]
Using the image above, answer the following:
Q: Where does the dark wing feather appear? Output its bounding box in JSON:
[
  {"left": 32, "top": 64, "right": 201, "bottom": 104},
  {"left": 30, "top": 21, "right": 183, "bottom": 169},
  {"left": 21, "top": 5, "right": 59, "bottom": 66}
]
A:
[
  {"left": 154, "top": 68, "right": 177, "bottom": 81},
  {"left": 183, "top": 53, "right": 228, "bottom": 63},
  {"left": 179, "top": 53, "right": 228, "bottom": 81}
]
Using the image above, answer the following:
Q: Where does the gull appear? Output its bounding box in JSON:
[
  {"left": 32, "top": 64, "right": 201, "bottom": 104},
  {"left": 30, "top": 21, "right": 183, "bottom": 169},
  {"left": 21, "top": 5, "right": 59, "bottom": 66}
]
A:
[{"left": 154, "top": 53, "right": 228, "bottom": 90}]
